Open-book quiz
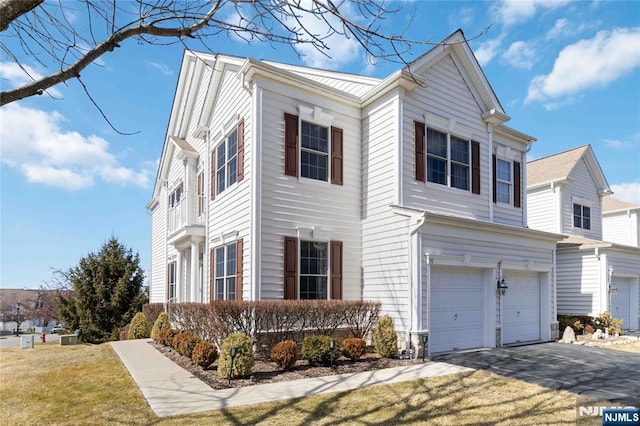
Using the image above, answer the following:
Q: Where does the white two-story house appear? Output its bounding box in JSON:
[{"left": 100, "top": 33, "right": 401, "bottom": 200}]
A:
[
  {"left": 148, "top": 30, "right": 562, "bottom": 355},
  {"left": 527, "top": 145, "right": 640, "bottom": 331}
]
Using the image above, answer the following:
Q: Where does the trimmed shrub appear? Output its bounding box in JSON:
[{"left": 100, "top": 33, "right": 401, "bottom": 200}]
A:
[
  {"left": 301, "top": 335, "right": 340, "bottom": 367},
  {"left": 157, "top": 327, "right": 177, "bottom": 347},
  {"left": 342, "top": 337, "right": 366, "bottom": 361},
  {"left": 217, "top": 332, "right": 255, "bottom": 380},
  {"left": 373, "top": 315, "right": 397, "bottom": 358},
  {"left": 127, "top": 312, "right": 151, "bottom": 340},
  {"left": 192, "top": 341, "right": 218, "bottom": 369},
  {"left": 271, "top": 340, "right": 299, "bottom": 370},
  {"left": 175, "top": 332, "right": 201, "bottom": 358},
  {"left": 595, "top": 311, "right": 624, "bottom": 336},
  {"left": 119, "top": 324, "right": 130, "bottom": 341},
  {"left": 151, "top": 311, "right": 171, "bottom": 341}
]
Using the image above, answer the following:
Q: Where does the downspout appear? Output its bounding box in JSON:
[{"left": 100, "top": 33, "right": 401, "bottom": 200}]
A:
[
  {"left": 406, "top": 211, "right": 427, "bottom": 352},
  {"left": 523, "top": 141, "right": 533, "bottom": 227}
]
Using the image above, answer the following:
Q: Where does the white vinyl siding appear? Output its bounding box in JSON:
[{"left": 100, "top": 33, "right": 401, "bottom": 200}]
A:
[
  {"left": 527, "top": 187, "right": 557, "bottom": 233},
  {"left": 556, "top": 251, "right": 601, "bottom": 316},
  {"left": 561, "top": 159, "right": 602, "bottom": 239},
  {"left": 149, "top": 198, "right": 167, "bottom": 303},
  {"left": 259, "top": 86, "right": 361, "bottom": 301},
  {"left": 603, "top": 211, "right": 640, "bottom": 247}
]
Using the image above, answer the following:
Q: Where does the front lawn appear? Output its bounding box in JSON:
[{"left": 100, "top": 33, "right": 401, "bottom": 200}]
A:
[{"left": 1, "top": 342, "right": 596, "bottom": 425}]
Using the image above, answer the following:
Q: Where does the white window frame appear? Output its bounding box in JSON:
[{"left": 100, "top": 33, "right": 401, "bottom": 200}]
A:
[
  {"left": 196, "top": 171, "right": 204, "bottom": 218},
  {"left": 496, "top": 158, "right": 513, "bottom": 204},
  {"left": 215, "top": 128, "right": 238, "bottom": 196},
  {"left": 168, "top": 183, "right": 183, "bottom": 208},
  {"left": 299, "top": 240, "right": 330, "bottom": 300},
  {"left": 426, "top": 127, "right": 471, "bottom": 191},
  {"left": 573, "top": 202, "right": 592, "bottom": 230},
  {"left": 214, "top": 242, "right": 236, "bottom": 300},
  {"left": 299, "top": 120, "right": 330, "bottom": 182},
  {"left": 168, "top": 261, "right": 176, "bottom": 301}
]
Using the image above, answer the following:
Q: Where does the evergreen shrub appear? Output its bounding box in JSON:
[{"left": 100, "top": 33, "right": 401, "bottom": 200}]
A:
[
  {"left": 373, "top": 315, "right": 397, "bottom": 358},
  {"left": 217, "top": 332, "right": 254, "bottom": 379},
  {"left": 127, "top": 312, "right": 151, "bottom": 340},
  {"left": 271, "top": 340, "right": 298, "bottom": 370}
]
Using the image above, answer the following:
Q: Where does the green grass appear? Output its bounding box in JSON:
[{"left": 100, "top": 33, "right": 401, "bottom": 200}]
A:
[
  {"left": 0, "top": 342, "right": 597, "bottom": 425},
  {"left": 597, "top": 341, "right": 640, "bottom": 354}
]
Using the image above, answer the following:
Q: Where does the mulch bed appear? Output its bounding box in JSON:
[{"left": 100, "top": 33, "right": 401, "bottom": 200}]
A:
[{"left": 152, "top": 342, "right": 420, "bottom": 390}]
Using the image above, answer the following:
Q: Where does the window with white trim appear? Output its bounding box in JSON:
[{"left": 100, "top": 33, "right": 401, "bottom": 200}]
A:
[
  {"left": 301, "top": 121, "right": 329, "bottom": 181},
  {"left": 496, "top": 159, "right": 512, "bottom": 204},
  {"left": 169, "top": 184, "right": 183, "bottom": 208},
  {"left": 300, "top": 240, "right": 328, "bottom": 299},
  {"left": 196, "top": 172, "right": 204, "bottom": 218},
  {"left": 214, "top": 242, "right": 236, "bottom": 300},
  {"left": 168, "top": 261, "right": 176, "bottom": 301},
  {"left": 215, "top": 128, "right": 238, "bottom": 195},
  {"left": 426, "top": 128, "right": 470, "bottom": 190},
  {"left": 573, "top": 203, "right": 591, "bottom": 230}
]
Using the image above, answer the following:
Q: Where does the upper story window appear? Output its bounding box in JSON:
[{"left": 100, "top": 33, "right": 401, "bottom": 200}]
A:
[
  {"left": 169, "top": 183, "right": 183, "bottom": 208},
  {"left": 426, "top": 128, "right": 470, "bottom": 191},
  {"left": 196, "top": 172, "right": 204, "bottom": 217},
  {"left": 573, "top": 203, "right": 591, "bottom": 230},
  {"left": 214, "top": 242, "right": 237, "bottom": 300},
  {"left": 284, "top": 112, "right": 343, "bottom": 185},
  {"left": 210, "top": 119, "right": 244, "bottom": 201},
  {"left": 496, "top": 159, "right": 512, "bottom": 204}
]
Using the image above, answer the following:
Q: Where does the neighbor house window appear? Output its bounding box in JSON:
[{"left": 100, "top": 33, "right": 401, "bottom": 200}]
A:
[
  {"left": 496, "top": 159, "right": 512, "bottom": 204},
  {"left": 301, "top": 121, "right": 329, "bottom": 181},
  {"left": 215, "top": 128, "right": 238, "bottom": 195},
  {"left": 426, "top": 128, "right": 470, "bottom": 191},
  {"left": 573, "top": 203, "right": 591, "bottom": 230},
  {"left": 196, "top": 172, "right": 204, "bottom": 217},
  {"left": 299, "top": 241, "right": 328, "bottom": 299},
  {"left": 215, "top": 242, "right": 236, "bottom": 300},
  {"left": 169, "top": 183, "right": 183, "bottom": 208},
  {"left": 168, "top": 261, "right": 176, "bottom": 301}
]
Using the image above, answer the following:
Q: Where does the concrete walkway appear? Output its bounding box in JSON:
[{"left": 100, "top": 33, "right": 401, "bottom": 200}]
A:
[{"left": 111, "top": 339, "right": 474, "bottom": 418}]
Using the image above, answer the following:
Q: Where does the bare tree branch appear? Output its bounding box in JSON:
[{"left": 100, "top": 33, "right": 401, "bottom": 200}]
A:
[{"left": 0, "top": 0, "right": 43, "bottom": 32}]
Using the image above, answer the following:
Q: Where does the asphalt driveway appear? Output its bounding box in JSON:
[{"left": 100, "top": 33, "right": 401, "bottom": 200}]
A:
[{"left": 433, "top": 342, "right": 640, "bottom": 406}]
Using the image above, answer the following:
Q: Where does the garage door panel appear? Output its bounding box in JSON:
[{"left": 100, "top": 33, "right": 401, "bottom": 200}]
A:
[
  {"left": 503, "top": 273, "right": 540, "bottom": 344},
  {"left": 430, "top": 268, "right": 486, "bottom": 354},
  {"left": 611, "top": 280, "right": 631, "bottom": 330}
]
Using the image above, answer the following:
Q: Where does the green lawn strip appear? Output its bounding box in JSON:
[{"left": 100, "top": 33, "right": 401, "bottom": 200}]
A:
[
  {"left": 595, "top": 341, "right": 640, "bottom": 354},
  {"left": 1, "top": 342, "right": 594, "bottom": 425}
]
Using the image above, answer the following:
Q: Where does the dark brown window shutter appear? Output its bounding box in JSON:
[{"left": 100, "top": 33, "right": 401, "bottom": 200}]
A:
[
  {"left": 514, "top": 161, "right": 522, "bottom": 208},
  {"left": 284, "top": 113, "right": 298, "bottom": 176},
  {"left": 237, "top": 118, "right": 245, "bottom": 182},
  {"left": 236, "top": 239, "right": 243, "bottom": 300},
  {"left": 331, "top": 126, "right": 343, "bottom": 185},
  {"left": 471, "top": 141, "right": 480, "bottom": 194},
  {"left": 283, "top": 236, "right": 298, "bottom": 299},
  {"left": 209, "top": 248, "right": 215, "bottom": 302},
  {"left": 414, "top": 121, "right": 426, "bottom": 182},
  {"left": 210, "top": 151, "right": 216, "bottom": 201},
  {"left": 330, "top": 240, "right": 343, "bottom": 300},
  {"left": 492, "top": 154, "right": 497, "bottom": 203}
]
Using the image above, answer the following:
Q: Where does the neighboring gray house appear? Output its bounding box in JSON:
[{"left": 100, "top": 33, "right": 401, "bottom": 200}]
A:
[
  {"left": 527, "top": 145, "right": 640, "bottom": 330},
  {"left": 148, "top": 30, "right": 561, "bottom": 355}
]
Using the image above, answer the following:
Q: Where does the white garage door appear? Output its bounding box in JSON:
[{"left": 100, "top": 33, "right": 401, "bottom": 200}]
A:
[
  {"left": 611, "top": 279, "right": 631, "bottom": 330},
  {"left": 502, "top": 272, "right": 540, "bottom": 344},
  {"left": 430, "top": 268, "right": 485, "bottom": 354}
]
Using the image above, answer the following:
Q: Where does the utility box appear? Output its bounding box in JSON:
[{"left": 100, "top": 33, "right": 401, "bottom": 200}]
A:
[
  {"left": 21, "top": 335, "right": 34, "bottom": 349},
  {"left": 60, "top": 334, "right": 78, "bottom": 345}
]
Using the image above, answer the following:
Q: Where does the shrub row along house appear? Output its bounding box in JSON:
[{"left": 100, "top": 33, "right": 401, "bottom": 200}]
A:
[
  {"left": 147, "top": 29, "right": 635, "bottom": 357},
  {"left": 527, "top": 145, "right": 640, "bottom": 332}
]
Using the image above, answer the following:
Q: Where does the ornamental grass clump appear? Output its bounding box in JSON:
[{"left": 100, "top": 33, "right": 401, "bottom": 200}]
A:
[
  {"left": 373, "top": 315, "right": 398, "bottom": 358},
  {"left": 342, "top": 337, "right": 366, "bottom": 361},
  {"left": 271, "top": 340, "right": 299, "bottom": 370},
  {"left": 127, "top": 312, "right": 150, "bottom": 340},
  {"left": 151, "top": 311, "right": 170, "bottom": 341},
  {"left": 217, "top": 332, "right": 254, "bottom": 380},
  {"left": 191, "top": 341, "right": 218, "bottom": 369},
  {"left": 301, "top": 335, "right": 339, "bottom": 367}
]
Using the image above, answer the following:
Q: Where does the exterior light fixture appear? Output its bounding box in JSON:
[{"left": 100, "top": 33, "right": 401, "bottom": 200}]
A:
[
  {"left": 609, "top": 283, "right": 618, "bottom": 295},
  {"left": 421, "top": 334, "right": 429, "bottom": 362},
  {"left": 229, "top": 346, "right": 238, "bottom": 385},
  {"left": 497, "top": 277, "right": 508, "bottom": 296}
]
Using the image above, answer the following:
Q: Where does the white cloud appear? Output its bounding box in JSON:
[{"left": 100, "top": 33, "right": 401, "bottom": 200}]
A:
[
  {"left": 604, "top": 139, "right": 637, "bottom": 150},
  {"left": 610, "top": 182, "right": 640, "bottom": 205},
  {"left": 502, "top": 40, "right": 537, "bottom": 69},
  {"left": 147, "top": 61, "right": 174, "bottom": 76},
  {"left": 0, "top": 103, "right": 152, "bottom": 191},
  {"left": 474, "top": 35, "right": 505, "bottom": 66},
  {"left": 495, "top": 0, "right": 571, "bottom": 27},
  {"left": 545, "top": 18, "right": 601, "bottom": 40},
  {"left": 545, "top": 18, "right": 569, "bottom": 40},
  {"left": 526, "top": 28, "right": 640, "bottom": 105},
  {"left": 0, "top": 62, "right": 63, "bottom": 98}
]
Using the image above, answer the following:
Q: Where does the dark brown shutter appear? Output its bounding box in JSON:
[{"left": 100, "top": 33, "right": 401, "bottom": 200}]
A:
[
  {"left": 414, "top": 121, "right": 426, "bottom": 182},
  {"left": 237, "top": 118, "right": 245, "bottom": 182},
  {"left": 492, "top": 154, "right": 497, "bottom": 203},
  {"left": 471, "top": 141, "right": 480, "bottom": 194},
  {"left": 284, "top": 113, "right": 298, "bottom": 176},
  {"left": 209, "top": 249, "right": 215, "bottom": 302},
  {"left": 283, "top": 237, "right": 298, "bottom": 299},
  {"left": 514, "top": 161, "right": 522, "bottom": 208},
  {"left": 331, "top": 126, "right": 343, "bottom": 185},
  {"left": 330, "top": 240, "right": 343, "bottom": 300},
  {"left": 236, "top": 239, "right": 243, "bottom": 300},
  {"left": 210, "top": 150, "right": 216, "bottom": 201}
]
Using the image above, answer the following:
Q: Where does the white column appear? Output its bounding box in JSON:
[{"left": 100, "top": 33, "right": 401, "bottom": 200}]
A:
[
  {"left": 176, "top": 251, "right": 183, "bottom": 303},
  {"left": 191, "top": 241, "right": 199, "bottom": 302}
]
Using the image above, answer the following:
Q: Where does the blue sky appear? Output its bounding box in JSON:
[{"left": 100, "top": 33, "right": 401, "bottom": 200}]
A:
[{"left": 1, "top": 0, "right": 639, "bottom": 290}]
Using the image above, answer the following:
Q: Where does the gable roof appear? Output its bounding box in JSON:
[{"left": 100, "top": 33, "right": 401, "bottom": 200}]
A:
[
  {"left": 602, "top": 197, "right": 640, "bottom": 213},
  {"left": 527, "top": 145, "right": 612, "bottom": 194}
]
